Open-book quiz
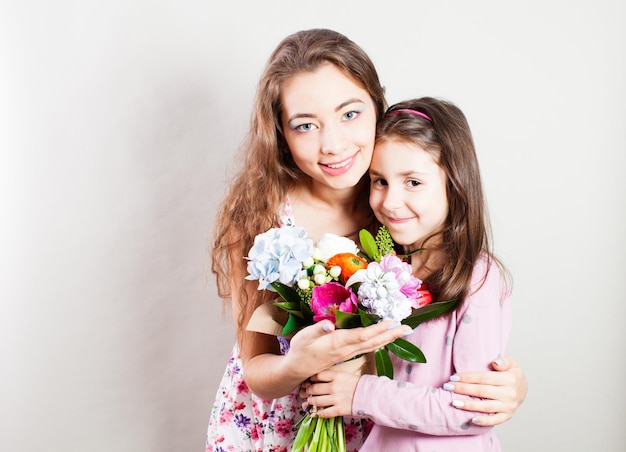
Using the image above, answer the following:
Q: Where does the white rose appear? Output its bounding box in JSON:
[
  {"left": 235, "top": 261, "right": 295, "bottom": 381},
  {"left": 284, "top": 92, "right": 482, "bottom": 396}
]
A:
[{"left": 314, "top": 233, "right": 359, "bottom": 263}]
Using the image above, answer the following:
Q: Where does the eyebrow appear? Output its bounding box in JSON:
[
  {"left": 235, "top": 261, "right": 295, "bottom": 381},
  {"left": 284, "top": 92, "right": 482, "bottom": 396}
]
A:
[
  {"left": 287, "top": 98, "right": 366, "bottom": 123},
  {"left": 369, "top": 169, "right": 424, "bottom": 177}
]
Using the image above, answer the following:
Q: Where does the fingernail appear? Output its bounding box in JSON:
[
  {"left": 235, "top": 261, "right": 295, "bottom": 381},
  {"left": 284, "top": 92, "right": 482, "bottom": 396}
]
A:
[
  {"left": 401, "top": 328, "right": 413, "bottom": 337},
  {"left": 452, "top": 400, "right": 465, "bottom": 408},
  {"left": 386, "top": 322, "right": 401, "bottom": 330},
  {"left": 443, "top": 383, "right": 454, "bottom": 391},
  {"left": 472, "top": 417, "right": 481, "bottom": 424},
  {"left": 493, "top": 358, "right": 503, "bottom": 366},
  {"left": 449, "top": 374, "right": 460, "bottom": 382},
  {"left": 322, "top": 323, "right": 332, "bottom": 332}
]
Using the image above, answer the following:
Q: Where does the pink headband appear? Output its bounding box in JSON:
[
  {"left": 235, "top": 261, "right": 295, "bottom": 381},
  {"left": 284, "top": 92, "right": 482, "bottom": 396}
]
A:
[{"left": 388, "top": 108, "right": 431, "bottom": 121}]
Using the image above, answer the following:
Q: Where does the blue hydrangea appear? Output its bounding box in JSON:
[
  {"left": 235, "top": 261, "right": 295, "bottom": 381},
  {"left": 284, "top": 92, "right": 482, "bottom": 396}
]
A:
[{"left": 245, "top": 226, "right": 314, "bottom": 290}]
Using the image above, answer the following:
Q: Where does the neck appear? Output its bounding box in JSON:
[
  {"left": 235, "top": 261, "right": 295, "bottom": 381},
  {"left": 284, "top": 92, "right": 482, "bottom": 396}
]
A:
[
  {"left": 300, "top": 177, "right": 367, "bottom": 214},
  {"left": 409, "top": 247, "right": 443, "bottom": 280},
  {"left": 289, "top": 178, "right": 372, "bottom": 242}
]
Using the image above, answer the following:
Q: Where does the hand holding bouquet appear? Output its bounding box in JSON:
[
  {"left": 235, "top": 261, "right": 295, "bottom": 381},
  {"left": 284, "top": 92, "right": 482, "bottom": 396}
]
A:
[{"left": 245, "top": 225, "right": 456, "bottom": 451}]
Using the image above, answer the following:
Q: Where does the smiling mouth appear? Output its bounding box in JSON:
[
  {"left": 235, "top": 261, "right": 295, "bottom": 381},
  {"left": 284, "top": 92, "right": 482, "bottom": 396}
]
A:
[
  {"left": 321, "top": 155, "right": 354, "bottom": 169},
  {"left": 386, "top": 216, "right": 412, "bottom": 224}
]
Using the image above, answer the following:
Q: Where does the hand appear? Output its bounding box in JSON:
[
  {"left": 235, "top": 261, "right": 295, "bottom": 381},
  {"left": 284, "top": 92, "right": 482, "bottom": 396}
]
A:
[
  {"left": 445, "top": 356, "right": 527, "bottom": 426},
  {"left": 300, "top": 370, "right": 360, "bottom": 418},
  {"left": 286, "top": 320, "right": 411, "bottom": 380}
]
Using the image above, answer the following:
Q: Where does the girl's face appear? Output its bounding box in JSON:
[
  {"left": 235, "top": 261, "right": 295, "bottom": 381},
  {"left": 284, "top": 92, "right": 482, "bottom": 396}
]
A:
[
  {"left": 369, "top": 139, "right": 448, "bottom": 250},
  {"left": 280, "top": 63, "right": 377, "bottom": 191}
]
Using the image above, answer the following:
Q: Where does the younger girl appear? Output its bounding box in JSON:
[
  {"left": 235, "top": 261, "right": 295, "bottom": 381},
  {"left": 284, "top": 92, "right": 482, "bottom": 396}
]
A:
[{"left": 302, "top": 97, "right": 513, "bottom": 451}]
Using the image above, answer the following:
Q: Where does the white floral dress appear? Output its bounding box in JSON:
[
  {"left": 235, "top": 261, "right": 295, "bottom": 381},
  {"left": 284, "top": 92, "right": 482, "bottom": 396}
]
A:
[{"left": 206, "top": 198, "right": 371, "bottom": 452}]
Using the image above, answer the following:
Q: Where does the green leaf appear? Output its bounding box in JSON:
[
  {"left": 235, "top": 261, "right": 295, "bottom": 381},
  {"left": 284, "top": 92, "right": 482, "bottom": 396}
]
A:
[
  {"left": 335, "top": 311, "right": 361, "bottom": 329},
  {"left": 374, "top": 348, "right": 394, "bottom": 379},
  {"left": 273, "top": 300, "right": 304, "bottom": 317},
  {"left": 359, "top": 229, "right": 378, "bottom": 262},
  {"left": 358, "top": 309, "right": 379, "bottom": 327},
  {"left": 401, "top": 299, "right": 457, "bottom": 329},
  {"left": 299, "top": 298, "right": 314, "bottom": 319},
  {"left": 281, "top": 313, "right": 306, "bottom": 337},
  {"left": 271, "top": 281, "right": 301, "bottom": 304},
  {"left": 386, "top": 338, "right": 426, "bottom": 363}
]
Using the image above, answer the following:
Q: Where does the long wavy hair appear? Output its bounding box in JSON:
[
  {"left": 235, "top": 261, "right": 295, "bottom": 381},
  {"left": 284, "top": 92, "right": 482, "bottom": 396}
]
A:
[
  {"left": 211, "top": 29, "right": 387, "bottom": 339},
  {"left": 375, "top": 97, "right": 509, "bottom": 308}
]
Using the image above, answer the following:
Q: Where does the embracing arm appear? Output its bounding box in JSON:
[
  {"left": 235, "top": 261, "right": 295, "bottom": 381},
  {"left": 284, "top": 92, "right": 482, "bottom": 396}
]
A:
[
  {"left": 445, "top": 356, "right": 527, "bottom": 425},
  {"left": 310, "top": 258, "right": 513, "bottom": 436}
]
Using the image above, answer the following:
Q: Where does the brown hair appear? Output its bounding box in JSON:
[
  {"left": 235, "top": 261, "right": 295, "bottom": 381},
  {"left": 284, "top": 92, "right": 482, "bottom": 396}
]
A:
[
  {"left": 211, "top": 29, "right": 387, "bottom": 341},
  {"left": 375, "top": 97, "right": 508, "bottom": 307}
]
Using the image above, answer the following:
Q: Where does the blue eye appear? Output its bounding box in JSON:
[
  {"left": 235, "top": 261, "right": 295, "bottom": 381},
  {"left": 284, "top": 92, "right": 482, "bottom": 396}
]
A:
[
  {"left": 295, "top": 123, "right": 314, "bottom": 132},
  {"left": 343, "top": 110, "right": 359, "bottom": 121}
]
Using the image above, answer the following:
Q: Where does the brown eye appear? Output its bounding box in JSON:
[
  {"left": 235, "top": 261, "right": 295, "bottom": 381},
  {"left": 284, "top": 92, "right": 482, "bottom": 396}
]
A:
[{"left": 372, "top": 178, "right": 388, "bottom": 187}]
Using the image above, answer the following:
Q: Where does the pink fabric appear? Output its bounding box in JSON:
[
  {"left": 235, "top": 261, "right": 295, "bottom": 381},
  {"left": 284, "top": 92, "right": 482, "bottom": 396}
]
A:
[{"left": 353, "top": 255, "right": 512, "bottom": 451}]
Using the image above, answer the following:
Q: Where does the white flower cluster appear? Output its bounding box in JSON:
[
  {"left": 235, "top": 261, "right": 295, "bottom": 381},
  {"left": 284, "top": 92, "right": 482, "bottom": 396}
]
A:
[{"left": 346, "top": 255, "right": 421, "bottom": 322}]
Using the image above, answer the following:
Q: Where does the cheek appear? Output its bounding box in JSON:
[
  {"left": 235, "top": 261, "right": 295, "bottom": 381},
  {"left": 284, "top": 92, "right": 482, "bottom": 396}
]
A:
[
  {"left": 285, "top": 135, "right": 314, "bottom": 162},
  {"left": 368, "top": 190, "right": 382, "bottom": 213}
]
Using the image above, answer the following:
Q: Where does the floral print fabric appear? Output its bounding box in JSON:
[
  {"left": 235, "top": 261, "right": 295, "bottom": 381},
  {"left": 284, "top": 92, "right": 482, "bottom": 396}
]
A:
[
  {"left": 206, "top": 198, "right": 370, "bottom": 451},
  {"left": 206, "top": 344, "right": 371, "bottom": 452}
]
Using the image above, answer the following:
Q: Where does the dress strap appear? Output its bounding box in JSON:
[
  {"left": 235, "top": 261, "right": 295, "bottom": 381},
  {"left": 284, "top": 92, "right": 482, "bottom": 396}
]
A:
[{"left": 279, "top": 194, "right": 296, "bottom": 227}]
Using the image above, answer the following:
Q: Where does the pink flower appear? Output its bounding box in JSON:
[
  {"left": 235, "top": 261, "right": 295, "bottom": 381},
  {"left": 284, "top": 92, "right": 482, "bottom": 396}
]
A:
[
  {"left": 274, "top": 417, "right": 293, "bottom": 437},
  {"left": 233, "top": 402, "right": 245, "bottom": 411},
  {"left": 311, "top": 282, "right": 358, "bottom": 323},
  {"left": 236, "top": 380, "right": 249, "bottom": 394},
  {"left": 250, "top": 424, "right": 262, "bottom": 441},
  {"left": 344, "top": 423, "right": 359, "bottom": 443},
  {"left": 219, "top": 410, "right": 234, "bottom": 424}
]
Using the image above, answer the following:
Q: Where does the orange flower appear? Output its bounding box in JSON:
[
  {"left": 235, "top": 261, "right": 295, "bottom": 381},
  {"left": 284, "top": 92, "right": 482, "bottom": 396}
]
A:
[{"left": 326, "top": 253, "right": 368, "bottom": 283}]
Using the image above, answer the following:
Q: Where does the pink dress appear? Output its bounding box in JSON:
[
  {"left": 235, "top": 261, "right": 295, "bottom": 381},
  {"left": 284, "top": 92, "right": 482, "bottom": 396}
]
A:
[
  {"left": 353, "top": 255, "right": 512, "bottom": 451},
  {"left": 206, "top": 199, "right": 371, "bottom": 452}
]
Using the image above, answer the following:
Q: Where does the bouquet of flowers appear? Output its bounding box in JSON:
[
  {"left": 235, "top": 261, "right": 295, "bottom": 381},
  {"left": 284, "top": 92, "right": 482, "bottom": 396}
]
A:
[{"left": 245, "top": 225, "right": 456, "bottom": 452}]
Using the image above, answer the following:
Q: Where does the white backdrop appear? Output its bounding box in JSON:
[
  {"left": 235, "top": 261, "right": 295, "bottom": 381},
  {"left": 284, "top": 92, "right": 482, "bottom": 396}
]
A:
[{"left": 2, "top": 1, "right": 625, "bottom": 451}]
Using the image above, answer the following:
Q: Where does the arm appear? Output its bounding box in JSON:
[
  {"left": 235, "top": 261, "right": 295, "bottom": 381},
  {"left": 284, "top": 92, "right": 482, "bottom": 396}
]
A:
[
  {"left": 347, "top": 259, "right": 511, "bottom": 436},
  {"left": 242, "top": 317, "right": 411, "bottom": 400},
  {"left": 445, "top": 356, "right": 527, "bottom": 425}
]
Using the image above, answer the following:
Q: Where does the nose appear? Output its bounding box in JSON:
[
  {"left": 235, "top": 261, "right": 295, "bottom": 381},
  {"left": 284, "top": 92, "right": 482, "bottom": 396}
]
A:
[
  {"left": 320, "top": 123, "right": 345, "bottom": 155},
  {"left": 381, "top": 184, "right": 404, "bottom": 212}
]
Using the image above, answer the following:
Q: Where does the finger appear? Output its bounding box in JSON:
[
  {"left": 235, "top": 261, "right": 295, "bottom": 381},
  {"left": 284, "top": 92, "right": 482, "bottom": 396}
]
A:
[
  {"left": 298, "top": 388, "right": 307, "bottom": 399},
  {"left": 451, "top": 397, "right": 505, "bottom": 415},
  {"left": 296, "top": 321, "right": 335, "bottom": 341},
  {"left": 310, "top": 370, "right": 337, "bottom": 383},
  {"left": 346, "top": 321, "right": 412, "bottom": 352},
  {"left": 449, "top": 370, "right": 515, "bottom": 387},
  {"left": 314, "top": 405, "right": 339, "bottom": 418},
  {"left": 308, "top": 395, "right": 332, "bottom": 411},
  {"left": 471, "top": 412, "right": 512, "bottom": 427},
  {"left": 491, "top": 356, "right": 519, "bottom": 371},
  {"left": 445, "top": 381, "right": 509, "bottom": 400}
]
